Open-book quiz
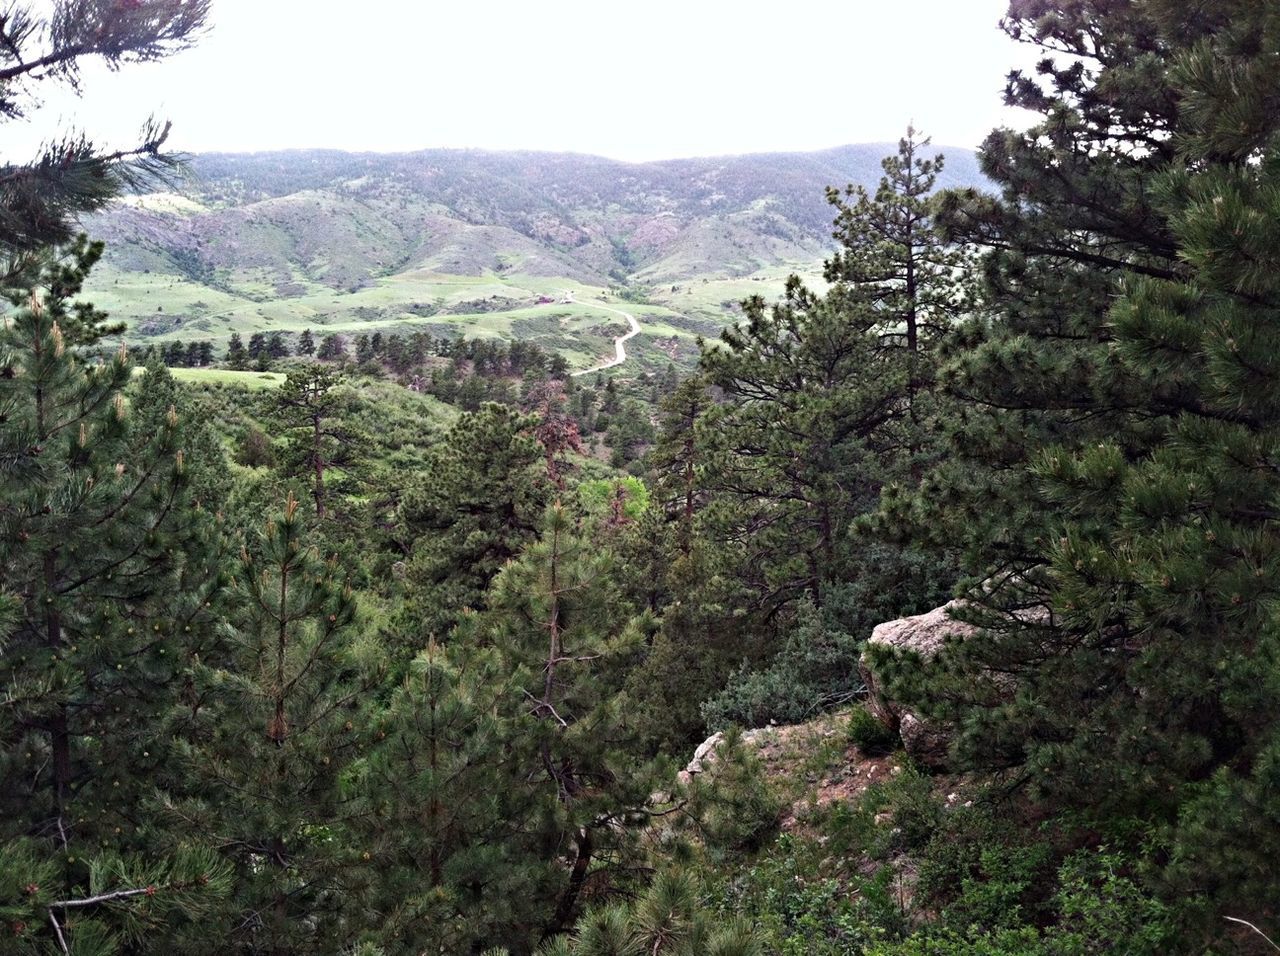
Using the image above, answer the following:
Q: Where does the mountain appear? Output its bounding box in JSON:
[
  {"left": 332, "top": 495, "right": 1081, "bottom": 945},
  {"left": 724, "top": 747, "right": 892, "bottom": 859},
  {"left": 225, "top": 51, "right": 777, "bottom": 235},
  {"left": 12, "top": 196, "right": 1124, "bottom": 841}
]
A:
[{"left": 81, "top": 145, "right": 987, "bottom": 373}]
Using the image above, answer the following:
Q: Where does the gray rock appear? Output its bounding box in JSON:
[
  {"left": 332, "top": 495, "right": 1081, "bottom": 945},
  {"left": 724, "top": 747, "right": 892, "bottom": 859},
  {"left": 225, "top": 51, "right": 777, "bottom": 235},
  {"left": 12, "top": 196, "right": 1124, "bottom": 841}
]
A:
[{"left": 860, "top": 600, "right": 976, "bottom": 769}]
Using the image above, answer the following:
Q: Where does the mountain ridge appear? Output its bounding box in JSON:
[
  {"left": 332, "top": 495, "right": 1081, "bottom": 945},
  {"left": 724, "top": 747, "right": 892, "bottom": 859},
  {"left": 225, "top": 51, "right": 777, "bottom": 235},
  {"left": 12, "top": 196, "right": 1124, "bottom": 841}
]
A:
[{"left": 80, "top": 143, "right": 988, "bottom": 371}]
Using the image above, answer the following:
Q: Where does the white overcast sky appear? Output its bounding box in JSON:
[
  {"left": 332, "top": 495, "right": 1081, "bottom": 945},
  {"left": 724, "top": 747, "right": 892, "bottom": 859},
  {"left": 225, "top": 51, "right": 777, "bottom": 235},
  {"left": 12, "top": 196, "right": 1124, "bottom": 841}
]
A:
[{"left": 9, "top": 0, "right": 1037, "bottom": 161}]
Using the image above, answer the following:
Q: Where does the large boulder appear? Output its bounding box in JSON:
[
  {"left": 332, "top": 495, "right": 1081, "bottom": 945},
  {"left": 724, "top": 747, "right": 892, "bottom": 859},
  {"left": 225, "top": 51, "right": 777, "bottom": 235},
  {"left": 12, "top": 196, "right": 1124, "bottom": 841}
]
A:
[{"left": 860, "top": 600, "right": 977, "bottom": 769}]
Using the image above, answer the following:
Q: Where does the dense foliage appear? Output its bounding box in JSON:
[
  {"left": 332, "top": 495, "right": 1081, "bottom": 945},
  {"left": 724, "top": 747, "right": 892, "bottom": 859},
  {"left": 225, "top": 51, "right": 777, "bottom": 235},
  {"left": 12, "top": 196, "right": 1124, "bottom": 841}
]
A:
[{"left": 2, "top": 2, "right": 1279, "bottom": 953}]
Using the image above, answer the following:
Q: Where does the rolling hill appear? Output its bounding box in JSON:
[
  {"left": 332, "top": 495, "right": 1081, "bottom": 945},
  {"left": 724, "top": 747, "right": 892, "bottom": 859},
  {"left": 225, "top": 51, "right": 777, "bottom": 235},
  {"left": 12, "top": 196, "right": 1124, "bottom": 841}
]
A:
[{"left": 81, "top": 144, "right": 987, "bottom": 373}]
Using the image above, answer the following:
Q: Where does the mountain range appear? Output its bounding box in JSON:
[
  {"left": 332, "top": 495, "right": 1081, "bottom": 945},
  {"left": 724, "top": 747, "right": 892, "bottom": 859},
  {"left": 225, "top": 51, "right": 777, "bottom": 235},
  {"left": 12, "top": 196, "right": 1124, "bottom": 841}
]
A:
[{"left": 82, "top": 144, "right": 986, "bottom": 372}]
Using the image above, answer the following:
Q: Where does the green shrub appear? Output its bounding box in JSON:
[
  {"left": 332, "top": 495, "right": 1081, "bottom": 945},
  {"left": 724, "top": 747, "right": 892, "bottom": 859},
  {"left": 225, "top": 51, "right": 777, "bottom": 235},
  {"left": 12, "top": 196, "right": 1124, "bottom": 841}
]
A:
[
  {"left": 848, "top": 706, "right": 898, "bottom": 756},
  {"left": 684, "top": 729, "right": 782, "bottom": 857},
  {"left": 703, "top": 601, "right": 860, "bottom": 730}
]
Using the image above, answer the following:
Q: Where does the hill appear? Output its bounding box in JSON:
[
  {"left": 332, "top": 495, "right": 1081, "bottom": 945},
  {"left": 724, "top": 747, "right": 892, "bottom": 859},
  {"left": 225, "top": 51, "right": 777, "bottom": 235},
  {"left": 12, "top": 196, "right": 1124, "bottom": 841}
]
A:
[{"left": 82, "top": 144, "right": 986, "bottom": 372}]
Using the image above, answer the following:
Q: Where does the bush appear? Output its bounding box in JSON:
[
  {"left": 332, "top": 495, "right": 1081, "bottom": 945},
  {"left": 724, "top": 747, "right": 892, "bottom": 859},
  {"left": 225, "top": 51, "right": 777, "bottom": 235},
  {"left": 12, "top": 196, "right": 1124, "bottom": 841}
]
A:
[
  {"left": 234, "top": 425, "right": 276, "bottom": 468},
  {"left": 703, "top": 601, "right": 860, "bottom": 730},
  {"left": 848, "top": 706, "right": 898, "bottom": 756},
  {"left": 683, "top": 729, "right": 781, "bottom": 857}
]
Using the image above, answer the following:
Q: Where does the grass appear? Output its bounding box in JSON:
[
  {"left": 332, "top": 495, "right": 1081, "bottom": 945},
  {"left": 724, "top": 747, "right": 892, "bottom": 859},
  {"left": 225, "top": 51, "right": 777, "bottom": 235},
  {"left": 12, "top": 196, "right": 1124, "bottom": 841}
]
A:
[
  {"left": 90, "top": 262, "right": 711, "bottom": 375},
  {"left": 169, "top": 368, "right": 287, "bottom": 389}
]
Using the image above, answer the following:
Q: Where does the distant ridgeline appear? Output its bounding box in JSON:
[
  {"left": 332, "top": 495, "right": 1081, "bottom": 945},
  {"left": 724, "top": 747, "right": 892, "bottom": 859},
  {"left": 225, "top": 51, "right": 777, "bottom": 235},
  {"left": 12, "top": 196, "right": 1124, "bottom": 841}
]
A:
[{"left": 79, "top": 145, "right": 985, "bottom": 371}]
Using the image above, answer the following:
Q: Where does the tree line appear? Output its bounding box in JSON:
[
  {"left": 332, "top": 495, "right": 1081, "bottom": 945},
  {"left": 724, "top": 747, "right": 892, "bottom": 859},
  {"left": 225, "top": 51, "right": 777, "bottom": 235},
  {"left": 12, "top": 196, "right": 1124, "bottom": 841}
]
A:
[{"left": 2, "top": 0, "right": 1280, "bottom": 953}]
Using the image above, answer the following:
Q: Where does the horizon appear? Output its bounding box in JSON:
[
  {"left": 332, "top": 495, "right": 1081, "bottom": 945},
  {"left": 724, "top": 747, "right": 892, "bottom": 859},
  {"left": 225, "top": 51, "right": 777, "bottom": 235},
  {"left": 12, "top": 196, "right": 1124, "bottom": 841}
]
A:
[
  {"left": 10, "top": 0, "right": 1037, "bottom": 163},
  {"left": 180, "top": 139, "right": 979, "bottom": 164}
]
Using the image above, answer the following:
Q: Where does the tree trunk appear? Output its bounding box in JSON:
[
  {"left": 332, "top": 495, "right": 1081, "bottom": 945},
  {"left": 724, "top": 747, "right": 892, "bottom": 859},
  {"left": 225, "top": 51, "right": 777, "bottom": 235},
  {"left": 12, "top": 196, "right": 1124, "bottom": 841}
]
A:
[
  {"left": 311, "top": 415, "right": 326, "bottom": 518},
  {"left": 546, "top": 827, "right": 593, "bottom": 939}
]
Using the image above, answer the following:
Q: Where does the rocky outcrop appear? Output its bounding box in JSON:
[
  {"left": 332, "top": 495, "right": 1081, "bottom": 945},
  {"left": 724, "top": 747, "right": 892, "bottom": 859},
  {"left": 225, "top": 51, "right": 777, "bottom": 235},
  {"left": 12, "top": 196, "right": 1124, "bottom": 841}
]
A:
[
  {"left": 679, "top": 730, "right": 726, "bottom": 784},
  {"left": 860, "top": 600, "right": 977, "bottom": 769},
  {"left": 678, "top": 728, "right": 769, "bottom": 785}
]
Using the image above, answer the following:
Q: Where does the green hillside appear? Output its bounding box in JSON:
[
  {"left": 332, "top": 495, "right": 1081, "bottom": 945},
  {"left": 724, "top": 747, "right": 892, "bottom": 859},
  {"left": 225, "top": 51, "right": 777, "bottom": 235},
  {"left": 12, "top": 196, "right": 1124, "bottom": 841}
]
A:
[{"left": 81, "top": 145, "right": 981, "bottom": 372}]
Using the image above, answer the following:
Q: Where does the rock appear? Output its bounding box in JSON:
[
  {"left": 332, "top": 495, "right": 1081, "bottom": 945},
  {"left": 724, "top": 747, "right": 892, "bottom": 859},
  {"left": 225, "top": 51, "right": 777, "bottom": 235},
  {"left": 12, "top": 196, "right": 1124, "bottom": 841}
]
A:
[
  {"left": 860, "top": 600, "right": 977, "bottom": 769},
  {"left": 678, "top": 731, "right": 725, "bottom": 784},
  {"left": 898, "top": 713, "right": 957, "bottom": 770}
]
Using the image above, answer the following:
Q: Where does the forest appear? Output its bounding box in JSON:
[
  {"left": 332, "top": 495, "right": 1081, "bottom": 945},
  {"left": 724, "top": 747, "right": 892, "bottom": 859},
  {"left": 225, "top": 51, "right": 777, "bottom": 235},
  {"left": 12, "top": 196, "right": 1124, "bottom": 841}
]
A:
[{"left": 2, "top": 0, "right": 1280, "bottom": 953}]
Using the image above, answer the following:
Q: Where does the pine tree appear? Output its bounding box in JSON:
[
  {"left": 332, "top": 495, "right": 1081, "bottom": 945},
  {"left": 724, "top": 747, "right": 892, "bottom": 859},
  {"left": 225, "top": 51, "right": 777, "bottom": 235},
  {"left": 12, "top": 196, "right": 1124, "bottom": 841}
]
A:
[
  {"left": 354, "top": 334, "right": 373, "bottom": 365},
  {"left": 317, "top": 333, "right": 346, "bottom": 363},
  {"left": 399, "top": 404, "right": 550, "bottom": 640},
  {"left": 873, "top": 0, "right": 1196, "bottom": 571},
  {"left": 0, "top": 236, "right": 124, "bottom": 345},
  {"left": 226, "top": 333, "right": 247, "bottom": 370},
  {"left": 1022, "top": 2, "right": 1280, "bottom": 927},
  {"left": 0, "top": 246, "right": 230, "bottom": 950},
  {"left": 534, "top": 870, "right": 763, "bottom": 956},
  {"left": 699, "top": 277, "right": 904, "bottom": 611},
  {"left": 481, "top": 503, "right": 655, "bottom": 941},
  {"left": 0, "top": 1, "right": 210, "bottom": 285},
  {"left": 354, "top": 640, "right": 547, "bottom": 952},
  {"left": 272, "top": 365, "right": 365, "bottom": 519},
  {"left": 173, "top": 494, "right": 378, "bottom": 952},
  {"left": 296, "top": 329, "right": 315, "bottom": 358},
  {"left": 266, "top": 331, "right": 289, "bottom": 360},
  {"left": 826, "top": 125, "right": 971, "bottom": 363},
  {"left": 246, "top": 333, "right": 267, "bottom": 362},
  {"left": 866, "top": 0, "right": 1280, "bottom": 941},
  {"left": 649, "top": 376, "right": 711, "bottom": 557}
]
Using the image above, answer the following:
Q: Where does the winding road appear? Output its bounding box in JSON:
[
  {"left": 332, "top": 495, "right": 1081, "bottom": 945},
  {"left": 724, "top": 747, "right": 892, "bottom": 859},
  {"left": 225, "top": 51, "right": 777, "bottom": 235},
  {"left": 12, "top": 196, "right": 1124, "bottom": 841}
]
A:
[{"left": 568, "top": 296, "right": 641, "bottom": 377}]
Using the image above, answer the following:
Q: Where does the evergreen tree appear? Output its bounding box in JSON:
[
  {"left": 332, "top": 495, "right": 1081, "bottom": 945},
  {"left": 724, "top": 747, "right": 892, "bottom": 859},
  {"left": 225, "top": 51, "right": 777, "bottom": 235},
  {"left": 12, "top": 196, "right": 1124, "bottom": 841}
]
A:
[
  {"left": 873, "top": 0, "right": 1193, "bottom": 571},
  {"left": 399, "top": 404, "right": 550, "bottom": 640},
  {"left": 296, "top": 329, "right": 315, "bottom": 358},
  {"left": 0, "top": 236, "right": 123, "bottom": 345},
  {"left": 480, "top": 503, "right": 656, "bottom": 940},
  {"left": 0, "top": 249, "right": 230, "bottom": 949},
  {"left": 266, "top": 331, "right": 289, "bottom": 360},
  {"left": 226, "top": 332, "right": 247, "bottom": 370},
  {"left": 867, "top": 1, "right": 1280, "bottom": 941},
  {"left": 133, "top": 357, "right": 234, "bottom": 511},
  {"left": 174, "top": 494, "right": 378, "bottom": 952},
  {"left": 649, "top": 376, "right": 712, "bottom": 556},
  {"left": 272, "top": 365, "right": 365, "bottom": 519},
  {"left": 0, "top": 0, "right": 210, "bottom": 285},
  {"left": 527, "top": 381, "right": 584, "bottom": 490},
  {"left": 826, "top": 125, "right": 970, "bottom": 362},
  {"left": 533, "top": 870, "right": 762, "bottom": 956},
  {"left": 700, "top": 277, "right": 904, "bottom": 611},
  {"left": 317, "top": 333, "right": 346, "bottom": 363},
  {"left": 355, "top": 640, "right": 546, "bottom": 952},
  {"left": 354, "top": 334, "right": 373, "bottom": 365}
]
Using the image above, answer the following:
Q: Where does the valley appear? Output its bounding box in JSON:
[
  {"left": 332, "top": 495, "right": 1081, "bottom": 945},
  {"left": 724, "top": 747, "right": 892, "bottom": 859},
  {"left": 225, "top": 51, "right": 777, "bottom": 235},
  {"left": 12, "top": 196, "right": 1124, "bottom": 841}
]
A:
[{"left": 82, "top": 145, "right": 984, "bottom": 373}]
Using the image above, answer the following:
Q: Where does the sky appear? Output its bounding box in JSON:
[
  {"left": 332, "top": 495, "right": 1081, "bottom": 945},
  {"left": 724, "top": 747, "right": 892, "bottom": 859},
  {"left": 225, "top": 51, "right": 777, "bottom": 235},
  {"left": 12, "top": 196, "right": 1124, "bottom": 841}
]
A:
[{"left": 9, "top": 0, "right": 1038, "bottom": 162}]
